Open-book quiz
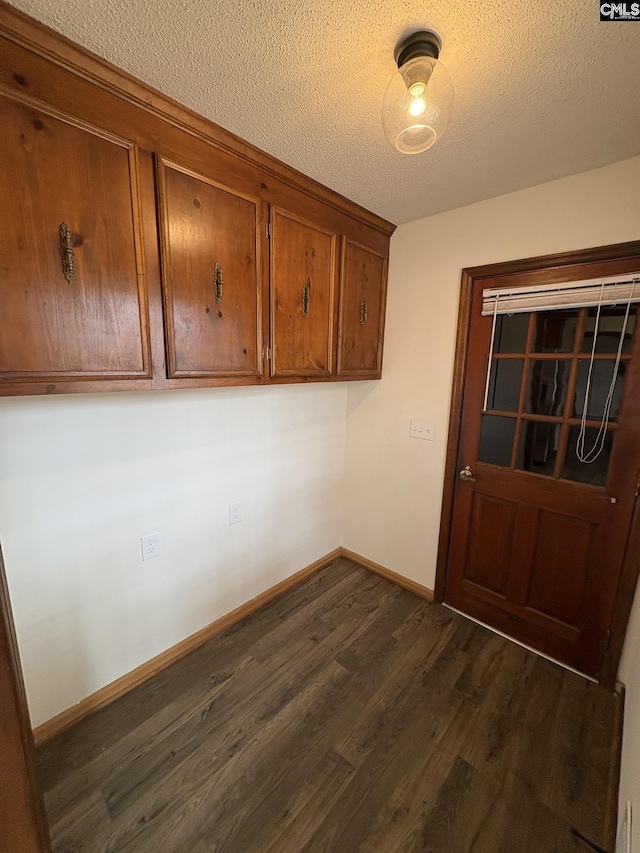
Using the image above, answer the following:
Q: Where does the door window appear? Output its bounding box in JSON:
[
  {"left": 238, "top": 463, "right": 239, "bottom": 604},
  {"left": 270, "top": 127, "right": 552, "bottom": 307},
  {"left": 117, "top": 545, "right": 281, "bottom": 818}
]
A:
[
  {"left": 486, "top": 359, "right": 523, "bottom": 411},
  {"left": 479, "top": 306, "right": 637, "bottom": 485},
  {"left": 516, "top": 420, "right": 561, "bottom": 477},
  {"left": 533, "top": 309, "right": 579, "bottom": 353},
  {"left": 478, "top": 415, "right": 517, "bottom": 467},
  {"left": 526, "top": 360, "right": 567, "bottom": 416}
]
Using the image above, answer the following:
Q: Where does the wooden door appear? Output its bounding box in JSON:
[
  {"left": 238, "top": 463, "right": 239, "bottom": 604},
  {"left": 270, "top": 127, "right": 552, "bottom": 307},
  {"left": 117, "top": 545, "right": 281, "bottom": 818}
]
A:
[
  {"left": 0, "top": 92, "right": 152, "bottom": 384},
  {"left": 336, "top": 239, "right": 388, "bottom": 378},
  {"left": 270, "top": 208, "right": 337, "bottom": 378},
  {"left": 156, "top": 159, "right": 265, "bottom": 379},
  {"left": 444, "top": 255, "right": 640, "bottom": 679},
  {"left": 0, "top": 545, "right": 51, "bottom": 852}
]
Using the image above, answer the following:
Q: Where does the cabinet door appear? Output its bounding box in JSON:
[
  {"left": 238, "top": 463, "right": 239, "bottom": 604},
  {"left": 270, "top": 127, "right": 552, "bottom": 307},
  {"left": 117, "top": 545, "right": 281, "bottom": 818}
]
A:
[
  {"left": 0, "top": 94, "right": 151, "bottom": 383},
  {"left": 157, "top": 159, "right": 264, "bottom": 379},
  {"left": 270, "top": 208, "right": 337, "bottom": 378},
  {"left": 337, "top": 239, "right": 388, "bottom": 378}
]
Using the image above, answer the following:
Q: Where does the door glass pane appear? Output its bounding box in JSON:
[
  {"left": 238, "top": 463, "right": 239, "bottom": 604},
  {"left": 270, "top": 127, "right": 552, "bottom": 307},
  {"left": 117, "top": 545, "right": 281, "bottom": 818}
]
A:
[
  {"left": 526, "top": 359, "right": 568, "bottom": 416},
  {"left": 486, "top": 359, "right": 523, "bottom": 412},
  {"left": 533, "top": 310, "right": 578, "bottom": 353},
  {"left": 493, "top": 313, "right": 529, "bottom": 354},
  {"left": 517, "top": 420, "right": 561, "bottom": 477},
  {"left": 583, "top": 306, "right": 636, "bottom": 354},
  {"left": 573, "top": 360, "right": 626, "bottom": 422},
  {"left": 562, "top": 426, "right": 613, "bottom": 486},
  {"left": 478, "top": 416, "right": 516, "bottom": 467}
]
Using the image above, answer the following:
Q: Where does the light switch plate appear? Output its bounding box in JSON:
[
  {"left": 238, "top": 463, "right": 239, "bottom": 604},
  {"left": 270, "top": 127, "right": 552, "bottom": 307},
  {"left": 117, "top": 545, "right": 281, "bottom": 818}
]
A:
[{"left": 410, "top": 420, "right": 435, "bottom": 441}]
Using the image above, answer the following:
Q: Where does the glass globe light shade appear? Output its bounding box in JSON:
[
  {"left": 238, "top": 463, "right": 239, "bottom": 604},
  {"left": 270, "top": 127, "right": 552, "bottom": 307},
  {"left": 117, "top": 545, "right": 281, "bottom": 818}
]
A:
[{"left": 381, "top": 54, "right": 454, "bottom": 154}]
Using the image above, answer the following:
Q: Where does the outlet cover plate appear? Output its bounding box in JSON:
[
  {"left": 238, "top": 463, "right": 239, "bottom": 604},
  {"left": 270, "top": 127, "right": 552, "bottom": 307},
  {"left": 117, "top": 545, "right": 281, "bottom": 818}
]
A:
[
  {"left": 141, "top": 533, "right": 160, "bottom": 561},
  {"left": 229, "top": 502, "right": 242, "bottom": 525}
]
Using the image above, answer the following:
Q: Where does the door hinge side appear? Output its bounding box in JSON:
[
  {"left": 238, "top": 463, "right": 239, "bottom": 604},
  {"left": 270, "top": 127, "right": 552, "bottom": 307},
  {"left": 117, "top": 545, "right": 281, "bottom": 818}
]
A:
[
  {"left": 604, "top": 628, "right": 612, "bottom": 653},
  {"left": 266, "top": 221, "right": 271, "bottom": 238}
]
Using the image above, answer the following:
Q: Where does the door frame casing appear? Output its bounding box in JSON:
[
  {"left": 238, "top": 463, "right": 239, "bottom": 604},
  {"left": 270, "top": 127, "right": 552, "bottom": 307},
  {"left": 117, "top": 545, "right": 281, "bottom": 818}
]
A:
[
  {"left": 434, "top": 240, "right": 640, "bottom": 688},
  {"left": 0, "top": 543, "right": 52, "bottom": 851}
]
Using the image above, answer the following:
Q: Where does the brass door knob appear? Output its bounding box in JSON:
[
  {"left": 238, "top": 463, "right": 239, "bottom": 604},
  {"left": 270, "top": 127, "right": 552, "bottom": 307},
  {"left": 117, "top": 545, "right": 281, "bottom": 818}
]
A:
[{"left": 459, "top": 465, "right": 476, "bottom": 482}]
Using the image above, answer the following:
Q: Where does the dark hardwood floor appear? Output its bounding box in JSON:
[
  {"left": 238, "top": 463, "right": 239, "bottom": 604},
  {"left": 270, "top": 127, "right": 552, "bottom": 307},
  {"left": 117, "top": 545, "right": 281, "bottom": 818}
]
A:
[{"left": 36, "top": 558, "right": 616, "bottom": 852}]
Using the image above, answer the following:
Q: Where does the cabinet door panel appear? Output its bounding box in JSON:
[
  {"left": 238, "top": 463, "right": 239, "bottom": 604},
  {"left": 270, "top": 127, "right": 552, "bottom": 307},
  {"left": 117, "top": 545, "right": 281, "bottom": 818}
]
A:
[
  {"left": 337, "top": 239, "right": 387, "bottom": 377},
  {"left": 0, "top": 94, "right": 150, "bottom": 379},
  {"left": 157, "top": 160, "right": 263, "bottom": 378},
  {"left": 270, "top": 209, "right": 337, "bottom": 377}
]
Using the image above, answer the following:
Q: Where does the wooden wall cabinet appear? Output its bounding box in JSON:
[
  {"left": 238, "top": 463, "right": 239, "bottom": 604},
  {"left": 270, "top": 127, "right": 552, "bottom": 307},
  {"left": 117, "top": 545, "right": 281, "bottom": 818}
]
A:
[
  {"left": 0, "top": 92, "right": 153, "bottom": 388},
  {"left": 270, "top": 208, "right": 338, "bottom": 379},
  {"left": 337, "top": 239, "right": 388, "bottom": 378},
  {"left": 156, "top": 158, "right": 266, "bottom": 381},
  {"left": 0, "top": 3, "right": 395, "bottom": 396}
]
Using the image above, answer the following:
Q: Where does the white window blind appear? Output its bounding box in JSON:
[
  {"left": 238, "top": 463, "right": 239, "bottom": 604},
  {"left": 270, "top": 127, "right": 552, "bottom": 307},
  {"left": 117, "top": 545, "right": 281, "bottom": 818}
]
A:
[{"left": 482, "top": 272, "right": 640, "bottom": 316}]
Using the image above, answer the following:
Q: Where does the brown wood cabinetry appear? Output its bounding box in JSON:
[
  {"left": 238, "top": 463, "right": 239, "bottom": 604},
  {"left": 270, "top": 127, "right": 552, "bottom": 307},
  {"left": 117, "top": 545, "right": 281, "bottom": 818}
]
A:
[
  {"left": 337, "top": 239, "right": 388, "bottom": 378},
  {"left": 270, "top": 208, "right": 338, "bottom": 378},
  {"left": 0, "top": 92, "right": 152, "bottom": 386},
  {"left": 0, "top": 3, "right": 395, "bottom": 396},
  {"left": 156, "top": 158, "right": 266, "bottom": 380}
]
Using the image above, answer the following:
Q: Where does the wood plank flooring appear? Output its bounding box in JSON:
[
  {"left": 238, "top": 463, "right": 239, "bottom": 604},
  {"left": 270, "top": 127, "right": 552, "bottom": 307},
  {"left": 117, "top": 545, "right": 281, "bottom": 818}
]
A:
[{"left": 36, "top": 558, "right": 616, "bottom": 852}]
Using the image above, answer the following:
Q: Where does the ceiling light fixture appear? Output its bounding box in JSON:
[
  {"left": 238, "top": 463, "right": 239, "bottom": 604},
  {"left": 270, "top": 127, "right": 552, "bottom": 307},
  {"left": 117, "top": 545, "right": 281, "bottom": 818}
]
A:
[{"left": 381, "top": 30, "right": 454, "bottom": 155}]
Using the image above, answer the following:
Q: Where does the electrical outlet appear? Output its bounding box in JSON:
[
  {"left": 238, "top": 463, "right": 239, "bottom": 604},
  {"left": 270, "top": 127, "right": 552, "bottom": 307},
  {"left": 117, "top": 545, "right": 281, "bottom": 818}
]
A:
[
  {"left": 410, "top": 420, "right": 436, "bottom": 441},
  {"left": 141, "top": 533, "right": 160, "bottom": 561},
  {"left": 229, "top": 502, "right": 242, "bottom": 525}
]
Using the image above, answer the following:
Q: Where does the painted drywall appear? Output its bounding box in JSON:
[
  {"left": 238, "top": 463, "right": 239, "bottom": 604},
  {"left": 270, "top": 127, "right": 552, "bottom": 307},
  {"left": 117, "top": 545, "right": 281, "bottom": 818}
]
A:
[
  {"left": 342, "top": 154, "right": 640, "bottom": 585},
  {"left": 341, "top": 153, "right": 640, "bottom": 849},
  {"left": 0, "top": 384, "right": 347, "bottom": 727}
]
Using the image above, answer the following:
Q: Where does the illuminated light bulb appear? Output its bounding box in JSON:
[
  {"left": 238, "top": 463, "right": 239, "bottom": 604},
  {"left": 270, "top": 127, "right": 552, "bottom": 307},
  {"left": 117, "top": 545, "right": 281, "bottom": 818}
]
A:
[
  {"left": 408, "top": 95, "right": 427, "bottom": 117},
  {"left": 381, "top": 30, "right": 454, "bottom": 154}
]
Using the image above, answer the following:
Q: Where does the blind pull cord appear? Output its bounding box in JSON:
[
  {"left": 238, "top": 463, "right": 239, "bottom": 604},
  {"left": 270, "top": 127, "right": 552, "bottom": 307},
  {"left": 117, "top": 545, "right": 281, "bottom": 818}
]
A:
[
  {"left": 483, "top": 294, "right": 500, "bottom": 411},
  {"left": 576, "top": 279, "right": 637, "bottom": 464},
  {"left": 551, "top": 357, "right": 560, "bottom": 417}
]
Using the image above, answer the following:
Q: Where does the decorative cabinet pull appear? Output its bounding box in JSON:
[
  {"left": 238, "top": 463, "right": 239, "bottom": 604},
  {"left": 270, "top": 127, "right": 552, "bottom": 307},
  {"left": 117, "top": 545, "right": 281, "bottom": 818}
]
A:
[
  {"left": 360, "top": 299, "right": 368, "bottom": 325},
  {"left": 59, "top": 222, "right": 75, "bottom": 283},
  {"left": 214, "top": 262, "right": 223, "bottom": 305},
  {"left": 302, "top": 279, "right": 311, "bottom": 318}
]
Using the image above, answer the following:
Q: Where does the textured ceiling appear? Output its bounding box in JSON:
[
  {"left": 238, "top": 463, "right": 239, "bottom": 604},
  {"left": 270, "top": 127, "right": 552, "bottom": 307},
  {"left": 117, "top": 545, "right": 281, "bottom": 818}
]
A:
[{"left": 7, "top": 0, "right": 640, "bottom": 225}]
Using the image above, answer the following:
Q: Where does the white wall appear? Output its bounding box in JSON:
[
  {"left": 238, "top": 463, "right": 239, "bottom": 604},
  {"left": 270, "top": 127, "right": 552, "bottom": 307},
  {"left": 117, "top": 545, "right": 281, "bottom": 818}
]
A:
[
  {"left": 343, "top": 154, "right": 640, "bottom": 585},
  {"left": 0, "top": 384, "right": 347, "bottom": 727},
  {"left": 342, "top": 153, "right": 640, "bottom": 850}
]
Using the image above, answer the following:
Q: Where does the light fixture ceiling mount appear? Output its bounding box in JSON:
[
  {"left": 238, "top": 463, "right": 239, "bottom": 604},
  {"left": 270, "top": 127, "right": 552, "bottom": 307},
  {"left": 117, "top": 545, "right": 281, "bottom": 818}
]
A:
[
  {"left": 393, "top": 30, "right": 441, "bottom": 67},
  {"left": 382, "top": 29, "right": 454, "bottom": 155}
]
